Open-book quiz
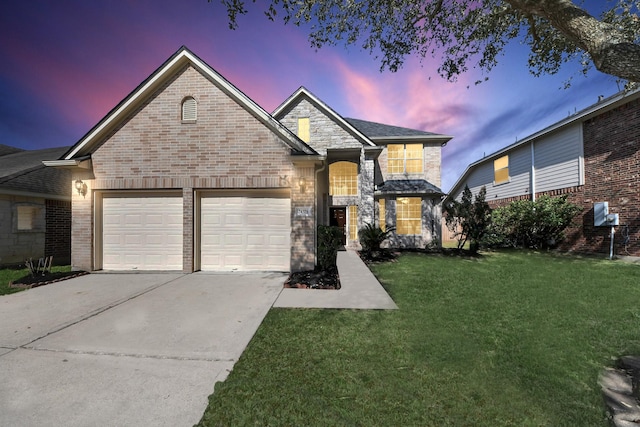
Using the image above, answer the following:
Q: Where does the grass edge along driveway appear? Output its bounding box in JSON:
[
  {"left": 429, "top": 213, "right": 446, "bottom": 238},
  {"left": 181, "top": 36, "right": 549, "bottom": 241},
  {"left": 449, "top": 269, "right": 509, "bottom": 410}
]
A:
[{"left": 209, "top": 252, "right": 637, "bottom": 425}]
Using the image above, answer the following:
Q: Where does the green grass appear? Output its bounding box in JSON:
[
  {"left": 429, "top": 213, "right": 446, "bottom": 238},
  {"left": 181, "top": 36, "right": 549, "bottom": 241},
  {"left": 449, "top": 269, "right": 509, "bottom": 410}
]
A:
[
  {"left": 197, "top": 251, "right": 640, "bottom": 426},
  {"left": 0, "top": 265, "right": 72, "bottom": 295}
]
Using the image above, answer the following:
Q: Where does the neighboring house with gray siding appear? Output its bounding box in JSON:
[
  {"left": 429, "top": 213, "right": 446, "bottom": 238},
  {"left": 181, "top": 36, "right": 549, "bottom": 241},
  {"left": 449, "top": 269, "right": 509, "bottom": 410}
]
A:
[
  {"left": 0, "top": 145, "right": 71, "bottom": 265},
  {"left": 446, "top": 88, "right": 640, "bottom": 257}
]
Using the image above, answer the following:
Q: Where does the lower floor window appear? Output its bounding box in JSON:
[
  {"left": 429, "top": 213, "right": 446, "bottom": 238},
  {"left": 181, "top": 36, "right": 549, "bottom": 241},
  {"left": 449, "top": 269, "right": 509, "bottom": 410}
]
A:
[
  {"left": 348, "top": 205, "right": 358, "bottom": 240},
  {"left": 396, "top": 197, "right": 421, "bottom": 235},
  {"left": 17, "top": 206, "right": 37, "bottom": 230},
  {"left": 379, "top": 199, "right": 386, "bottom": 232}
]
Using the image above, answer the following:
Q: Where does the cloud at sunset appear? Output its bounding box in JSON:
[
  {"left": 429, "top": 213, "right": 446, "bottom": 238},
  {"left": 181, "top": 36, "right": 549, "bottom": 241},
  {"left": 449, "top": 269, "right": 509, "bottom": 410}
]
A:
[{"left": 0, "top": 0, "right": 623, "bottom": 189}]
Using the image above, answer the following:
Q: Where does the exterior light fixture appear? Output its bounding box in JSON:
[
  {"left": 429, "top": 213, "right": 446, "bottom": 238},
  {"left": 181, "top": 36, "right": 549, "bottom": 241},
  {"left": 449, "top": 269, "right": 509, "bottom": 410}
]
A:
[
  {"left": 299, "top": 177, "right": 307, "bottom": 193},
  {"left": 75, "top": 179, "right": 87, "bottom": 197}
]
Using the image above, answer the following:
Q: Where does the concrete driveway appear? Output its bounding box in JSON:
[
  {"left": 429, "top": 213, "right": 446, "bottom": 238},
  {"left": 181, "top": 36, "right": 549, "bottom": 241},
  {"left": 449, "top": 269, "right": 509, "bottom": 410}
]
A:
[{"left": 0, "top": 272, "right": 285, "bottom": 427}]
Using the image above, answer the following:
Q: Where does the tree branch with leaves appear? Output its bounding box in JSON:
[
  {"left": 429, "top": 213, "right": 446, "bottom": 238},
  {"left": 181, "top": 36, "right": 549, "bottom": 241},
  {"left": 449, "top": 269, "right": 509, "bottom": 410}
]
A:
[{"left": 213, "top": 0, "right": 640, "bottom": 85}]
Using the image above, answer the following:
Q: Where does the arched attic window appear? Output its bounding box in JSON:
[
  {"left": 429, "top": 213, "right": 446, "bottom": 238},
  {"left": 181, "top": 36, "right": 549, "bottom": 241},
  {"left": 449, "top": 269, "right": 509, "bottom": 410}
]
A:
[{"left": 181, "top": 96, "right": 197, "bottom": 122}]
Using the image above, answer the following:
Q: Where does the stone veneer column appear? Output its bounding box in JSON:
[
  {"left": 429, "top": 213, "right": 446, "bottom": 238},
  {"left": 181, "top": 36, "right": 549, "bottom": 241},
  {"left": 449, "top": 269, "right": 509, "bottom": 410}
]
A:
[{"left": 359, "top": 148, "right": 375, "bottom": 228}]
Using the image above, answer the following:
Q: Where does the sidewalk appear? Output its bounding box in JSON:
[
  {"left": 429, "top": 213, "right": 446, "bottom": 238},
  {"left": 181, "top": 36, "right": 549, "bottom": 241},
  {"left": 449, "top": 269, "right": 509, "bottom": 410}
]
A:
[{"left": 273, "top": 250, "right": 398, "bottom": 310}]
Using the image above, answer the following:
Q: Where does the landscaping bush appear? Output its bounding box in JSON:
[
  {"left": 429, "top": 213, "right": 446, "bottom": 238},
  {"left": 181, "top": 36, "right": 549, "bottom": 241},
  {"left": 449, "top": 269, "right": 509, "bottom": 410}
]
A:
[
  {"left": 488, "top": 195, "right": 581, "bottom": 249},
  {"left": 359, "top": 223, "right": 394, "bottom": 252},
  {"left": 317, "top": 225, "right": 343, "bottom": 271}
]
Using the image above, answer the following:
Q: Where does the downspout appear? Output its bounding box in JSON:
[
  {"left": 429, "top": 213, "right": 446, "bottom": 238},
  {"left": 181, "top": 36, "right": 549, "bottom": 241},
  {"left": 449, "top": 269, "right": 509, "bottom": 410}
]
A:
[
  {"left": 530, "top": 141, "right": 536, "bottom": 202},
  {"left": 314, "top": 161, "right": 327, "bottom": 267}
]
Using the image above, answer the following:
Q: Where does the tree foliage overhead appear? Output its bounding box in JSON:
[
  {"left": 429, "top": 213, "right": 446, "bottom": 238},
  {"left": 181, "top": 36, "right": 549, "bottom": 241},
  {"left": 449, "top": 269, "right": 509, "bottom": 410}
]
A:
[{"left": 215, "top": 0, "right": 640, "bottom": 84}]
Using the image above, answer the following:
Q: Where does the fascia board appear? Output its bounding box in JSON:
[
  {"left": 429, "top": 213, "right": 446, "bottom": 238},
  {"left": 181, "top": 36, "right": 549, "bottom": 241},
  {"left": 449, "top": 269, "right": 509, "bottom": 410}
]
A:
[{"left": 372, "top": 135, "right": 453, "bottom": 145}]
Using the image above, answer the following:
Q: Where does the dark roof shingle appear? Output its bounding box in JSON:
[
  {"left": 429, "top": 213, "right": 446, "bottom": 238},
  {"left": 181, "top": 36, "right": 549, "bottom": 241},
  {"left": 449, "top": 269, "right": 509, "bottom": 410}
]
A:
[
  {"left": 345, "top": 118, "right": 440, "bottom": 138},
  {"left": 0, "top": 146, "right": 72, "bottom": 197}
]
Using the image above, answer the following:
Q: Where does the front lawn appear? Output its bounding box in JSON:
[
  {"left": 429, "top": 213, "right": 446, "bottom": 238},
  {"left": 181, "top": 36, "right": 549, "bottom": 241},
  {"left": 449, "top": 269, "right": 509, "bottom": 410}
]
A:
[
  {"left": 197, "top": 251, "right": 640, "bottom": 426},
  {"left": 0, "top": 265, "right": 72, "bottom": 295}
]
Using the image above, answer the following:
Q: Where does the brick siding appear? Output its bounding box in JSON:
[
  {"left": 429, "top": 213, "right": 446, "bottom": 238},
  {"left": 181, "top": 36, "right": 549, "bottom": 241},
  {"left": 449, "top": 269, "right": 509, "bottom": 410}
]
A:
[
  {"left": 73, "top": 65, "right": 314, "bottom": 272},
  {"left": 45, "top": 199, "right": 71, "bottom": 265}
]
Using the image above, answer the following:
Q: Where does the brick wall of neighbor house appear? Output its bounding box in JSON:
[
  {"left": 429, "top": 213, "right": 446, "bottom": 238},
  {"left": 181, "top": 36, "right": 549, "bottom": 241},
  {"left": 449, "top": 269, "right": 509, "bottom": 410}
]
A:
[
  {"left": 45, "top": 199, "right": 71, "bottom": 265},
  {"left": 562, "top": 98, "right": 640, "bottom": 257},
  {"left": 72, "top": 65, "right": 314, "bottom": 272}
]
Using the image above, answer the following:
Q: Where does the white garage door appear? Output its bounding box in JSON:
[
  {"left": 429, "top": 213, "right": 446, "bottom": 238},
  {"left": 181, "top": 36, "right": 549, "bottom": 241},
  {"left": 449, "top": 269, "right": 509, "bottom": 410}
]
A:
[
  {"left": 102, "top": 195, "right": 183, "bottom": 270},
  {"left": 200, "top": 194, "right": 290, "bottom": 271}
]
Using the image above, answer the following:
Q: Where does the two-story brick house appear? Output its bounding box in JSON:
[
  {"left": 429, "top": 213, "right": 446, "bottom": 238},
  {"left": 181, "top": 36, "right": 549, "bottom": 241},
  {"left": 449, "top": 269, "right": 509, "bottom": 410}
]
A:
[
  {"left": 273, "top": 88, "right": 451, "bottom": 250},
  {"left": 45, "top": 46, "right": 450, "bottom": 273}
]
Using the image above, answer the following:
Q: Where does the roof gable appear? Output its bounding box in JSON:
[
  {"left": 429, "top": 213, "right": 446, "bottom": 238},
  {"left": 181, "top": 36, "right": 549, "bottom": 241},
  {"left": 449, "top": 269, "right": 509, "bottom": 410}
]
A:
[
  {"left": 62, "top": 46, "right": 316, "bottom": 160},
  {"left": 273, "top": 87, "right": 376, "bottom": 148}
]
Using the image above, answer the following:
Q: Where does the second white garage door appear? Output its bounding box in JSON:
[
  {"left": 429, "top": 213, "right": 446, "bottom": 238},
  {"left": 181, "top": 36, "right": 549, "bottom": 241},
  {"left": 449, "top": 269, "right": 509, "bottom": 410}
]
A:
[{"left": 200, "top": 194, "right": 291, "bottom": 271}]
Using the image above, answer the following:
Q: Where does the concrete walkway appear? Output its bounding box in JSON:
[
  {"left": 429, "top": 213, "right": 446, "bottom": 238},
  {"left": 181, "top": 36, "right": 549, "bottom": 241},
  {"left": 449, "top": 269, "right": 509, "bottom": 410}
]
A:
[{"left": 273, "top": 250, "right": 398, "bottom": 309}]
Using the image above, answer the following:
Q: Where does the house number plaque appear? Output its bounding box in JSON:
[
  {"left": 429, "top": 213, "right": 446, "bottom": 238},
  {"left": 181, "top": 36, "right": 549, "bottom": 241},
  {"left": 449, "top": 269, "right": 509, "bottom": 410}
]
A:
[{"left": 295, "top": 207, "right": 313, "bottom": 218}]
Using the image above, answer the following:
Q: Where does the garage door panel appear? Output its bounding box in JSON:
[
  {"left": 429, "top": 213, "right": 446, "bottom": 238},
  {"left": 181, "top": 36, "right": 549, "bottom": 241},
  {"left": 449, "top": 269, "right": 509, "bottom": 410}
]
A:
[
  {"left": 103, "top": 196, "right": 183, "bottom": 270},
  {"left": 201, "top": 194, "right": 290, "bottom": 271}
]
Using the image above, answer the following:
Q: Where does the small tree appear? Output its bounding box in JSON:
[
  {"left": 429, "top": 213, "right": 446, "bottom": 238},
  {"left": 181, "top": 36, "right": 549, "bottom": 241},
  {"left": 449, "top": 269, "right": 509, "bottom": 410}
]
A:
[{"left": 444, "top": 185, "right": 492, "bottom": 253}]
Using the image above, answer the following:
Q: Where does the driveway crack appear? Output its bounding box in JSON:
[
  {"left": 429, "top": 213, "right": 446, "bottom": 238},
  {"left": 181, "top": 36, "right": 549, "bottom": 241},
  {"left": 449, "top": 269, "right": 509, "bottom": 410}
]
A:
[{"left": 19, "top": 346, "right": 234, "bottom": 363}]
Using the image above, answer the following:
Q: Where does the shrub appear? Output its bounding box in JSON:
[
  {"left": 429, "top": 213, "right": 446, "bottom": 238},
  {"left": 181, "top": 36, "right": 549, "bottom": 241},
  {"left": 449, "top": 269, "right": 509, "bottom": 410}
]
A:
[
  {"left": 359, "top": 222, "right": 395, "bottom": 256},
  {"left": 317, "top": 225, "right": 343, "bottom": 271},
  {"left": 488, "top": 195, "right": 581, "bottom": 249}
]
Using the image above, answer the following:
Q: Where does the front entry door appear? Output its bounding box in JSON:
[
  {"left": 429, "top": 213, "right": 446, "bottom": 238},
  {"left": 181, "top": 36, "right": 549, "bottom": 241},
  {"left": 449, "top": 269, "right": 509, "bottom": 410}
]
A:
[{"left": 330, "top": 207, "right": 347, "bottom": 245}]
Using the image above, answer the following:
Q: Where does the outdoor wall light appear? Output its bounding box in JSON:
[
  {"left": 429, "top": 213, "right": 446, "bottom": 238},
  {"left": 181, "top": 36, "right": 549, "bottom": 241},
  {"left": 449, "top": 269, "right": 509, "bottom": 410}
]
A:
[
  {"left": 75, "top": 179, "right": 87, "bottom": 198},
  {"left": 299, "top": 177, "right": 307, "bottom": 193}
]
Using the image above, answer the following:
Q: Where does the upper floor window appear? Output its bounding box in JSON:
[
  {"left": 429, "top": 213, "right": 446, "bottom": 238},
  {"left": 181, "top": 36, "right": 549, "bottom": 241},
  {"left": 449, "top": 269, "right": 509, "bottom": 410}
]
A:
[
  {"left": 329, "top": 161, "right": 357, "bottom": 196},
  {"left": 182, "top": 97, "right": 197, "bottom": 122},
  {"left": 494, "top": 155, "right": 509, "bottom": 184},
  {"left": 298, "top": 117, "right": 310, "bottom": 142},
  {"left": 396, "top": 197, "right": 421, "bottom": 235},
  {"left": 388, "top": 143, "right": 423, "bottom": 174}
]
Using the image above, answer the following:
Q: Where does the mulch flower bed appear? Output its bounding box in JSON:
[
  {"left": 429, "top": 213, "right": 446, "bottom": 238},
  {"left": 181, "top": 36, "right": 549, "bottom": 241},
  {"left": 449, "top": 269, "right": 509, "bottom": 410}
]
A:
[
  {"left": 9, "top": 271, "right": 89, "bottom": 289},
  {"left": 284, "top": 269, "right": 340, "bottom": 290}
]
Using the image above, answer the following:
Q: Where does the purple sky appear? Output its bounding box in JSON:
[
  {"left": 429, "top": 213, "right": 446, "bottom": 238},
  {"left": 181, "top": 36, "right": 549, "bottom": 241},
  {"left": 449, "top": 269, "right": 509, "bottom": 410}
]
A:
[{"left": 0, "top": 1, "right": 623, "bottom": 191}]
